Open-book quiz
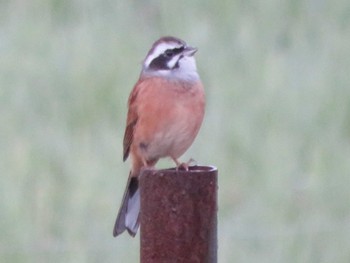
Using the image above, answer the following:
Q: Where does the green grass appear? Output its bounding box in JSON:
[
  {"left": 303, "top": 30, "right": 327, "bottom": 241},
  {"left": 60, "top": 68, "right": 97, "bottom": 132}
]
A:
[{"left": 1, "top": 0, "right": 350, "bottom": 262}]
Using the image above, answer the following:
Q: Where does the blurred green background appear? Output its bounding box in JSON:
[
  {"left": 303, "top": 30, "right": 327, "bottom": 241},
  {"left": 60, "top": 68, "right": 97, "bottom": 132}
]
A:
[{"left": 1, "top": 0, "right": 350, "bottom": 262}]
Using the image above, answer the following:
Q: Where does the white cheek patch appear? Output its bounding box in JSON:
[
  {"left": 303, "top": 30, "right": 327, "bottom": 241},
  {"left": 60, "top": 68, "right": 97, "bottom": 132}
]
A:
[
  {"left": 167, "top": 55, "right": 181, "bottom": 69},
  {"left": 144, "top": 42, "right": 182, "bottom": 67},
  {"left": 143, "top": 56, "right": 199, "bottom": 82}
]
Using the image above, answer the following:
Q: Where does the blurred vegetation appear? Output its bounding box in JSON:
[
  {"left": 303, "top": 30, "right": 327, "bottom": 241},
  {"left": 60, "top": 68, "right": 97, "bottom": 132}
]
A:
[{"left": 1, "top": 0, "right": 350, "bottom": 262}]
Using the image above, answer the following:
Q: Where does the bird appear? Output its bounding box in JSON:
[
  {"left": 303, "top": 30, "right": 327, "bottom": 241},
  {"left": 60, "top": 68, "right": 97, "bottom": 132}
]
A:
[{"left": 113, "top": 36, "right": 206, "bottom": 237}]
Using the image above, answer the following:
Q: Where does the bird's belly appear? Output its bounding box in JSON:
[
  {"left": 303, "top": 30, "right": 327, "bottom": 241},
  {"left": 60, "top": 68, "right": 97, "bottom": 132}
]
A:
[
  {"left": 147, "top": 118, "right": 198, "bottom": 159},
  {"left": 132, "top": 80, "right": 205, "bottom": 163},
  {"left": 135, "top": 103, "right": 203, "bottom": 161}
]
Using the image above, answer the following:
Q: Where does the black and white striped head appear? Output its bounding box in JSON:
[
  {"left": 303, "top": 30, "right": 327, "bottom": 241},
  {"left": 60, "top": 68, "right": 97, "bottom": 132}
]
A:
[{"left": 142, "top": 36, "right": 199, "bottom": 81}]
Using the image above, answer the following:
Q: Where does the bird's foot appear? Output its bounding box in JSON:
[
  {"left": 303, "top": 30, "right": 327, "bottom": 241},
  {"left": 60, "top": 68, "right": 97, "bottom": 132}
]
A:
[
  {"left": 140, "top": 166, "right": 156, "bottom": 174},
  {"left": 172, "top": 158, "right": 197, "bottom": 171}
]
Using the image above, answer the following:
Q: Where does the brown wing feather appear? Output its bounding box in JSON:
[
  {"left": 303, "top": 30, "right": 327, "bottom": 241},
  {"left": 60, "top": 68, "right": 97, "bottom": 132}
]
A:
[
  {"left": 122, "top": 80, "right": 143, "bottom": 161},
  {"left": 123, "top": 118, "right": 137, "bottom": 161}
]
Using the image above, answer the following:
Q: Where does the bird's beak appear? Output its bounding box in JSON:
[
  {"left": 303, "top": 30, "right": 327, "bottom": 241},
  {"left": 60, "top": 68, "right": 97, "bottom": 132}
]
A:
[{"left": 183, "top": 46, "right": 198, "bottom": 57}]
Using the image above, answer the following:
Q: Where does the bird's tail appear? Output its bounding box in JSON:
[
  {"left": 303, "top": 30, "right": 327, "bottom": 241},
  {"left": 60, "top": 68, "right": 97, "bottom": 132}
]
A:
[{"left": 113, "top": 175, "right": 140, "bottom": 237}]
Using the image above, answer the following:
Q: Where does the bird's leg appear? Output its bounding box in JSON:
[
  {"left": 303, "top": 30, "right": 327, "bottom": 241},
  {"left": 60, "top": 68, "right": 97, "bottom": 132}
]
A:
[
  {"left": 139, "top": 157, "right": 157, "bottom": 173},
  {"left": 171, "top": 157, "right": 196, "bottom": 171},
  {"left": 171, "top": 157, "right": 181, "bottom": 170}
]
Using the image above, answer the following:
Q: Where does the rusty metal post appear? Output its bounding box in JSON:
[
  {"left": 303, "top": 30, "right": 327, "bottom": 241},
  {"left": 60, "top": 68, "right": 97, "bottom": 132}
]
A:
[{"left": 139, "top": 165, "right": 218, "bottom": 263}]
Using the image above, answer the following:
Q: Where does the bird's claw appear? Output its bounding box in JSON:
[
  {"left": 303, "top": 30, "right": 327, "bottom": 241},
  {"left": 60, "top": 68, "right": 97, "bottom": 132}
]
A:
[{"left": 175, "top": 158, "right": 197, "bottom": 171}]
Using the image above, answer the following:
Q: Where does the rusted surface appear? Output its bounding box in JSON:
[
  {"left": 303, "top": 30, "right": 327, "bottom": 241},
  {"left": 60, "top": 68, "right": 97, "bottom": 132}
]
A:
[{"left": 140, "top": 165, "right": 218, "bottom": 263}]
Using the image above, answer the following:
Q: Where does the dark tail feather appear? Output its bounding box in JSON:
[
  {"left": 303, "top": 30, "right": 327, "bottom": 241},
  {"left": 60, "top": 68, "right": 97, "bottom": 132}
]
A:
[{"left": 113, "top": 176, "right": 140, "bottom": 237}]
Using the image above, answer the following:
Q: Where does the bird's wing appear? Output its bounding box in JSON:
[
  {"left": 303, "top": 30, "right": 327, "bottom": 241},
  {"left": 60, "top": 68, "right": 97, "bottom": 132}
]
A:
[{"left": 122, "top": 80, "right": 142, "bottom": 161}]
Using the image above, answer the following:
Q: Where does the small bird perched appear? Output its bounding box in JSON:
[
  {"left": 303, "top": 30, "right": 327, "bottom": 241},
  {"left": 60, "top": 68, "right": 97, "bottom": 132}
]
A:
[{"left": 113, "top": 36, "right": 206, "bottom": 237}]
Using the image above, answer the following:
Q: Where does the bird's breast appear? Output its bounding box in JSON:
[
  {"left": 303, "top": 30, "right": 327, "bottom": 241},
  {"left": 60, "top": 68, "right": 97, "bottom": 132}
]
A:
[{"left": 133, "top": 78, "right": 205, "bottom": 160}]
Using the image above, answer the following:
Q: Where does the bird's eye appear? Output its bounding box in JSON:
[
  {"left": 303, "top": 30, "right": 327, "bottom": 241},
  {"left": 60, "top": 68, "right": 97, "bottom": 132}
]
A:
[{"left": 164, "top": 50, "right": 174, "bottom": 57}]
